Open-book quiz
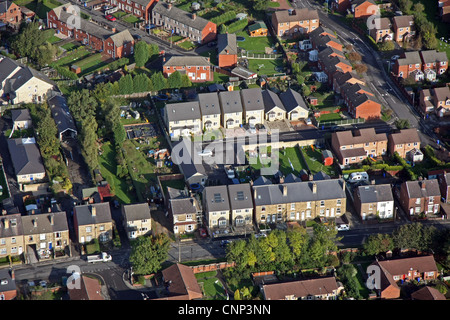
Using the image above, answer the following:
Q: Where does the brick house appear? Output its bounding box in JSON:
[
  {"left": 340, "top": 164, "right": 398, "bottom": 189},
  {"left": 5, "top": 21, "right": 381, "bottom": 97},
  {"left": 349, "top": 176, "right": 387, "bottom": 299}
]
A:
[
  {"left": 369, "top": 256, "right": 439, "bottom": 299},
  {"left": 438, "top": 172, "right": 450, "bottom": 203},
  {"left": 340, "top": 82, "right": 381, "bottom": 120},
  {"left": 392, "top": 15, "right": 415, "bottom": 43},
  {"left": 387, "top": 128, "right": 421, "bottom": 159},
  {"left": 217, "top": 33, "right": 237, "bottom": 69},
  {"left": 0, "top": 268, "right": 17, "bottom": 300},
  {"left": 73, "top": 203, "right": 114, "bottom": 244},
  {"left": 102, "top": 29, "right": 135, "bottom": 59},
  {"left": 392, "top": 51, "right": 422, "bottom": 80},
  {"left": 331, "top": 128, "right": 388, "bottom": 166},
  {"left": 47, "top": 4, "right": 134, "bottom": 59},
  {"left": 272, "top": 8, "right": 319, "bottom": 38},
  {"left": 398, "top": 179, "right": 441, "bottom": 218},
  {"left": 439, "top": 0, "right": 450, "bottom": 22},
  {"left": 411, "top": 286, "right": 447, "bottom": 300},
  {"left": 156, "top": 263, "right": 203, "bottom": 300},
  {"left": 107, "top": 0, "right": 154, "bottom": 23},
  {"left": 252, "top": 179, "right": 347, "bottom": 224},
  {"left": 151, "top": 2, "right": 217, "bottom": 44},
  {"left": 352, "top": 0, "right": 378, "bottom": 19},
  {"left": 330, "top": 0, "right": 351, "bottom": 13},
  {"left": 262, "top": 277, "right": 342, "bottom": 300},
  {"left": 333, "top": 71, "right": 365, "bottom": 95},
  {"left": 0, "top": 0, "right": 21, "bottom": 27},
  {"left": 354, "top": 184, "right": 394, "bottom": 221},
  {"left": 309, "top": 26, "right": 343, "bottom": 52},
  {"left": 163, "top": 55, "right": 213, "bottom": 82},
  {"left": 318, "top": 54, "right": 352, "bottom": 85},
  {"left": 419, "top": 50, "right": 448, "bottom": 76},
  {"left": 369, "top": 17, "right": 393, "bottom": 43},
  {"left": 418, "top": 86, "right": 450, "bottom": 117}
]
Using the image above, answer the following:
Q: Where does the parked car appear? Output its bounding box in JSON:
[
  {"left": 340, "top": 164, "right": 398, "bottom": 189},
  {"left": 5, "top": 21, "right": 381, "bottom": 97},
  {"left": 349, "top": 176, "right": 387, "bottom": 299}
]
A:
[
  {"left": 220, "top": 239, "right": 233, "bottom": 247},
  {"left": 255, "top": 233, "right": 267, "bottom": 239},
  {"left": 105, "top": 14, "right": 116, "bottom": 21},
  {"left": 199, "top": 228, "right": 208, "bottom": 238},
  {"left": 305, "top": 118, "right": 312, "bottom": 125},
  {"left": 132, "top": 34, "right": 142, "bottom": 40},
  {"left": 348, "top": 172, "right": 369, "bottom": 183},
  {"left": 391, "top": 55, "right": 400, "bottom": 61}
]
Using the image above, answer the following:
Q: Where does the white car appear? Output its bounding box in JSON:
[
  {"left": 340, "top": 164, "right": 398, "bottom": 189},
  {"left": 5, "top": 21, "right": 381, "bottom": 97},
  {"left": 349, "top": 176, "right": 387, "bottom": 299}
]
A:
[
  {"left": 198, "top": 149, "right": 213, "bottom": 157},
  {"left": 255, "top": 233, "right": 267, "bottom": 239},
  {"left": 349, "top": 172, "right": 369, "bottom": 183},
  {"left": 336, "top": 224, "right": 350, "bottom": 231}
]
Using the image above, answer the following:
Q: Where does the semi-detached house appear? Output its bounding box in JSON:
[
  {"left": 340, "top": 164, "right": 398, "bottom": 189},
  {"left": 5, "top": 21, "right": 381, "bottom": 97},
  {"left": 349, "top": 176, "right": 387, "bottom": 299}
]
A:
[
  {"left": 164, "top": 101, "right": 202, "bottom": 139},
  {"left": 354, "top": 184, "right": 394, "bottom": 221},
  {"left": 272, "top": 8, "right": 319, "bottom": 38},
  {"left": 399, "top": 179, "right": 441, "bottom": 219},
  {"left": 163, "top": 55, "right": 213, "bottom": 82}
]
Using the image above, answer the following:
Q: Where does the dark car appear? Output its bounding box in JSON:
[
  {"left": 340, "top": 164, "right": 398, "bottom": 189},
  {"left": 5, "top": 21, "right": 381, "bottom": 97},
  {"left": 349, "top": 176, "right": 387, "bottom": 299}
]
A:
[
  {"left": 132, "top": 34, "right": 142, "bottom": 40},
  {"left": 220, "top": 240, "right": 233, "bottom": 247}
]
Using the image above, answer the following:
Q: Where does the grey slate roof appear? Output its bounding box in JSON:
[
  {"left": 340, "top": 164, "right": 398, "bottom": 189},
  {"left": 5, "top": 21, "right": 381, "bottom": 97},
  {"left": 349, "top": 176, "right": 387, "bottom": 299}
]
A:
[
  {"left": 253, "top": 176, "right": 272, "bottom": 186},
  {"left": 420, "top": 50, "right": 448, "bottom": 65},
  {"left": 405, "top": 179, "right": 441, "bottom": 199},
  {"left": 389, "top": 128, "right": 420, "bottom": 145},
  {"left": 122, "top": 203, "right": 151, "bottom": 222},
  {"left": 284, "top": 173, "right": 302, "bottom": 183},
  {"left": 397, "top": 51, "right": 422, "bottom": 66},
  {"left": 0, "top": 56, "right": 20, "bottom": 85},
  {"left": 74, "top": 203, "right": 112, "bottom": 226},
  {"left": 197, "top": 92, "right": 221, "bottom": 116},
  {"left": 227, "top": 183, "right": 253, "bottom": 210},
  {"left": 203, "top": 185, "right": 230, "bottom": 212},
  {"left": 218, "top": 90, "right": 243, "bottom": 113},
  {"left": 21, "top": 211, "right": 69, "bottom": 235},
  {"left": 109, "top": 29, "right": 134, "bottom": 47},
  {"left": 166, "top": 101, "right": 201, "bottom": 122},
  {"left": 172, "top": 139, "right": 207, "bottom": 181},
  {"left": 48, "top": 95, "right": 77, "bottom": 136},
  {"left": 11, "top": 108, "right": 31, "bottom": 122},
  {"left": 163, "top": 55, "right": 211, "bottom": 67},
  {"left": 241, "top": 88, "right": 265, "bottom": 112},
  {"left": 253, "top": 179, "right": 346, "bottom": 206},
  {"left": 217, "top": 33, "right": 237, "bottom": 56},
  {"left": 0, "top": 1, "right": 15, "bottom": 14},
  {"left": 279, "top": 88, "right": 308, "bottom": 113},
  {"left": 262, "top": 89, "right": 286, "bottom": 113},
  {"left": 152, "top": 1, "right": 213, "bottom": 31},
  {"left": 0, "top": 213, "right": 23, "bottom": 239},
  {"left": 170, "top": 197, "right": 199, "bottom": 215},
  {"left": 357, "top": 184, "right": 393, "bottom": 203},
  {"left": 7, "top": 138, "right": 45, "bottom": 176},
  {"left": 0, "top": 268, "right": 17, "bottom": 294}
]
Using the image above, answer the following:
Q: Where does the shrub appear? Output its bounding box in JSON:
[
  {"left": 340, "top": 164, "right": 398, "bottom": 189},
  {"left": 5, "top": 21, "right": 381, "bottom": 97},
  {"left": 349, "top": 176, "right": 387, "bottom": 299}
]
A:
[{"left": 227, "top": 18, "right": 248, "bottom": 33}]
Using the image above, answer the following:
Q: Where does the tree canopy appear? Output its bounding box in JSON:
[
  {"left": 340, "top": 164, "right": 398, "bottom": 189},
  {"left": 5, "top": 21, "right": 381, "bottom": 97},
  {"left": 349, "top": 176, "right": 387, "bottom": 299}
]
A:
[{"left": 129, "top": 234, "right": 172, "bottom": 275}]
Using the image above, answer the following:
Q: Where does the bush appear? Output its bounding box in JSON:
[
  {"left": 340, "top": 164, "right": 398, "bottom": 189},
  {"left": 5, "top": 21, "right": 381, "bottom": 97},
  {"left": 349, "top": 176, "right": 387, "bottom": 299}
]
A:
[
  {"left": 227, "top": 18, "right": 248, "bottom": 33},
  {"left": 211, "top": 11, "right": 236, "bottom": 25},
  {"left": 54, "top": 66, "right": 78, "bottom": 80}
]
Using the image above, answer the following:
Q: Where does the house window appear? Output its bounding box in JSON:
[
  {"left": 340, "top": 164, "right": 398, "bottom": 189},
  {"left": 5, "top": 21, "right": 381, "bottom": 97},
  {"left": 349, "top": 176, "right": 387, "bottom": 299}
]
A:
[
  {"left": 86, "top": 227, "right": 92, "bottom": 233},
  {"left": 415, "top": 198, "right": 421, "bottom": 205},
  {"left": 40, "top": 234, "right": 46, "bottom": 241},
  {"left": 337, "top": 199, "right": 341, "bottom": 206},
  {"left": 260, "top": 215, "right": 266, "bottom": 221},
  {"left": 99, "top": 225, "right": 105, "bottom": 231},
  {"left": 320, "top": 200, "right": 325, "bottom": 207}
]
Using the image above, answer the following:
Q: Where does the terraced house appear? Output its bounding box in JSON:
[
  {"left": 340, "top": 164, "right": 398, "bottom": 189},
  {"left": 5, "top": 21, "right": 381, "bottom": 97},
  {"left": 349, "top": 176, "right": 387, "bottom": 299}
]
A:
[
  {"left": 107, "top": 0, "right": 154, "bottom": 22},
  {"left": 47, "top": 4, "right": 135, "bottom": 59},
  {"left": 203, "top": 185, "right": 231, "bottom": 231},
  {"left": 262, "top": 89, "right": 286, "bottom": 122},
  {"left": 0, "top": 213, "right": 23, "bottom": 260},
  {"left": 22, "top": 211, "right": 70, "bottom": 262},
  {"left": 279, "top": 88, "right": 309, "bottom": 121},
  {"left": 151, "top": 2, "right": 217, "bottom": 44},
  {"left": 399, "top": 179, "right": 441, "bottom": 219},
  {"left": 272, "top": 8, "right": 319, "bottom": 37},
  {"left": 252, "top": 179, "right": 347, "bottom": 224},
  {"left": 227, "top": 183, "right": 254, "bottom": 228},
  {"left": 387, "top": 128, "right": 421, "bottom": 159},
  {"left": 353, "top": 184, "right": 394, "bottom": 221},
  {"left": 73, "top": 203, "right": 114, "bottom": 244}
]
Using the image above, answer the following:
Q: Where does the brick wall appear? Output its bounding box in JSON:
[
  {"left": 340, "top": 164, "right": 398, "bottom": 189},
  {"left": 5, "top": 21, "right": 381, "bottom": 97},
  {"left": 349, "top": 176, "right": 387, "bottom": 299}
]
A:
[{"left": 190, "top": 262, "right": 236, "bottom": 274}]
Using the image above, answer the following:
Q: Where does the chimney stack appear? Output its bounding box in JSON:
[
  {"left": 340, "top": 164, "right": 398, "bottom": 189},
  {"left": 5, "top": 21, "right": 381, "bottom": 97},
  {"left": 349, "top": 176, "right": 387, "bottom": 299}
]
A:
[
  {"left": 421, "top": 181, "right": 426, "bottom": 190},
  {"left": 31, "top": 210, "right": 35, "bottom": 215},
  {"left": 48, "top": 207, "right": 52, "bottom": 213},
  {"left": 49, "top": 214, "right": 54, "bottom": 226},
  {"left": 91, "top": 206, "right": 97, "bottom": 217},
  {"left": 283, "top": 184, "right": 288, "bottom": 196},
  {"left": 4, "top": 219, "right": 9, "bottom": 229},
  {"left": 192, "top": 13, "right": 197, "bottom": 20},
  {"left": 312, "top": 182, "right": 317, "bottom": 194},
  {"left": 32, "top": 219, "right": 37, "bottom": 228},
  {"left": 168, "top": 3, "right": 172, "bottom": 10},
  {"left": 1, "top": 210, "right": 6, "bottom": 215}
]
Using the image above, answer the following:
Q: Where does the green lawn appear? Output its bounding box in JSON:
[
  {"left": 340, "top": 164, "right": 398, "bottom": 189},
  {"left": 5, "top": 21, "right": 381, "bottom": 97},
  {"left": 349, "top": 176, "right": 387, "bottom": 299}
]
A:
[
  {"left": 123, "top": 15, "right": 142, "bottom": 24},
  {"left": 438, "top": 40, "right": 450, "bottom": 60},
  {"left": 248, "top": 58, "right": 284, "bottom": 76},
  {"left": 236, "top": 30, "right": 277, "bottom": 54},
  {"left": 317, "top": 112, "right": 342, "bottom": 122},
  {"left": 46, "top": 35, "right": 61, "bottom": 44},
  {"left": 248, "top": 146, "right": 309, "bottom": 176},
  {"left": 195, "top": 271, "right": 227, "bottom": 300},
  {"left": 98, "top": 141, "right": 137, "bottom": 204},
  {"left": 300, "top": 146, "right": 336, "bottom": 177},
  {"left": 61, "top": 42, "right": 79, "bottom": 51},
  {"left": 177, "top": 40, "right": 196, "bottom": 50},
  {"left": 112, "top": 11, "right": 128, "bottom": 19},
  {"left": 50, "top": 47, "right": 91, "bottom": 67},
  {"left": 15, "top": 0, "right": 62, "bottom": 19}
]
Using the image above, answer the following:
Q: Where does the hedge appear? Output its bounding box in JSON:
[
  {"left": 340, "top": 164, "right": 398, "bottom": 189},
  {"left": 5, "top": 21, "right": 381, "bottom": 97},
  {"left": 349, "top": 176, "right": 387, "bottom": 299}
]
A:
[
  {"left": 227, "top": 18, "right": 248, "bottom": 33},
  {"left": 211, "top": 11, "right": 236, "bottom": 25},
  {"left": 54, "top": 65, "right": 78, "bottom": 80}
]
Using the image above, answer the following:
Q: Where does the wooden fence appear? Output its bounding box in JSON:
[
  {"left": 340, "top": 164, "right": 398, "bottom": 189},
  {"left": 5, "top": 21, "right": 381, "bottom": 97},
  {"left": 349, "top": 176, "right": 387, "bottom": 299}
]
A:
[
  {"left": 190, "top": 261, "right": 236, "bottom": 274},
  {"left": 239, "top": 53, "right": 283, "bottom": 60}
]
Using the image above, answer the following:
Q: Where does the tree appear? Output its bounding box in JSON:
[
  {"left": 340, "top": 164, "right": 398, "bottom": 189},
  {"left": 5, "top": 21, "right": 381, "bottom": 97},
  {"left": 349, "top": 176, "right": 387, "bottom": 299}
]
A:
[
  {"left": 301, "top": 85, "right": 311, "bottom": 97},
  {"left": 151, "top": 72, "right": 168, "bottom": 92},
  {"left": 287, "top": 226, "right": 309, "bottom": 262},
  {"left": 133, "top": 73, "right": 150, "bottom": 93},
  {"left": 119, "top": 74, "right": 134, "bottom": 94},
  {"left": 129, "top": 234, "right": 172, "bottom": 275},
  {"left": 393, "top": 223, "right": 436, "bottom": 251},
  {"left": 219, "top": 24, "right": 227, "bottom": 34},
  {"left": 347, "top": 51, "right": 362, "bottom": 63},
  {"left": 10, "top": 22, "right": 46, "bottom": 58},
  {"left": 168, "top": 70, "right": 183, "bottom": 89},
  {"left": 181, "top": 74, "right": 192, "bottom": 88},
  {"left": 354, "top": 64, "right": 368, "bottom": 74},
  {"left": 79, "top": 114, "right": 99, "bottom": 172},
  {"left": 308, "top": 223, "right": 340, "bottom": 267},
  {"left": 399, "top": 0, "right": 413, "bottom": 14},
  {"left": 253, "top": 0, "right": 270, "bottom": 11},
  {"left": 363, "top": 233, "right": 394, "bottom": 256},
  {"left": 413, "top": 2, "right": 425, "bottom": 15},
  {"left": 378, "top": 41, "right": 395, "bottom": 52},
  {"left": 134, "top": 41, "right": 150, "bottom": 68},
  {"left": 35, "top": 42, "right": 61, "bottom": 67},
  {"left": 394, "top": 118, "right": 410, "bottom": 130}
]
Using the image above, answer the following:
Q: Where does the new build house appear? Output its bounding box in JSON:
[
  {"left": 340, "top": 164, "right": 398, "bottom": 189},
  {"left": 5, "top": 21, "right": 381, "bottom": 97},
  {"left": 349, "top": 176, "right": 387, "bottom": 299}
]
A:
[
  {"left": 7, "top": 137, "right": 46, "bottom": 184},
  {"left": 240, "top": 88, "right": 265, "bottom": 126},
  {"left": 197, "top": 92, "right": 221, "bottom": 131},
  {"left": 121, "top": 203, "right": 152, "bottom": 240},
  {"left": 164, "top": 101, "right": 202, "bottom": 139}
]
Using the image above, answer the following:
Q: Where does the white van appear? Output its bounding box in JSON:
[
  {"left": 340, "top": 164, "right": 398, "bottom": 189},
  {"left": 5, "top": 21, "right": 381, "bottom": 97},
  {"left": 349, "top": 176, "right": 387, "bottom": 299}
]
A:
[{"left": 349, "top": 172, "right": 369, "bottom": 183}]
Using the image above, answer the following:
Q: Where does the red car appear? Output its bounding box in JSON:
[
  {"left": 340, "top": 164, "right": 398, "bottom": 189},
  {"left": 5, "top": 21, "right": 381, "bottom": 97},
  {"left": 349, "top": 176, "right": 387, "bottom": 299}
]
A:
[
  {"left": 105, "top": 14, "right": 116, "bottom": 21},
  {"left": 199, "top": 228, "right": 207, "bottom": 238}
]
